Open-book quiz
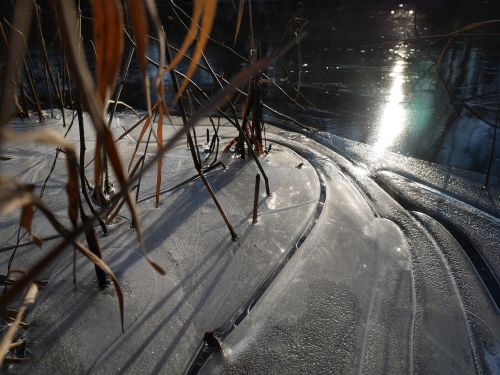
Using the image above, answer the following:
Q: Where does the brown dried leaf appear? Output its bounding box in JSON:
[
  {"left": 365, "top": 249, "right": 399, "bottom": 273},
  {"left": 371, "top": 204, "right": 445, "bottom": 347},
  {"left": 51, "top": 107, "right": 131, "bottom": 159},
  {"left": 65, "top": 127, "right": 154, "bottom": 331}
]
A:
[
  {"left": 23, "top": 282, "right": 38, "bottom": 304},
  {"left": 91, "top": 0, "right": 125, "bottom": 107},
  {"left": 0, "top": 283, "right": 37, "bottom": 366},
  {"left": 1, "top": 128, "right": 73, "bottom": 149},
  {"left": 128, "top": 0, "right": 148, "bottom": 77},
  {"left": 57, "top": 0, "right": 162, "bottom": 273},
  {"left": 103, "top": 128, "right": 165, "bottom": 274},
  {"left": 20, "top": 204, "right": 33, "bottom": 232},
  {"left": 142, "top": 0, "right": 166, "bottom": 110},
  {"left": 21, "top": 204, "right": 42, "bottom": 247},
  {"left": 129, "top": 0, "right": 151, "bottom": 114},
  {"left": 128, "top": 114, "right": 152, "bottom": 171},
  {"left": 116, "top": 110, "right": 151, "bottom": 141},
  {"left": 234, "top": 0, "right": 244, "bottom": 46},
  {"left": 163, "top": 0, "right": 204, "bottom": 74},
  {"left": 0, "top": 177, "right": 33, "bottom": 215},
  {"left": 175, "top": 0, "right": 217, "bottom": 103},
  {"left": 0, "top": 0, "right": 34, "bottom": 127}
]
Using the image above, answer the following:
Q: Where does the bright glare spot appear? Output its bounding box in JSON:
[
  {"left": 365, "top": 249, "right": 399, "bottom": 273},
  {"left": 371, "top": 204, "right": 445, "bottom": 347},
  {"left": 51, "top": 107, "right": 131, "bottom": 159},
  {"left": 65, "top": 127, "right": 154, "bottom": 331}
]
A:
[
  {"left": 302, "top": 63, "right": 308, "bottom": 67},
  {"left": 354, "top": 166, "right": 369, "bottom": 177},
  {"left": 399, "top": 3, "right": 404, "bottom": 7},
  {"left": 391, "top": 10, "right": 395, "bottom": 14},
  {"left": 267, "top": 193, "right": 277, "bottom": 209},
  {"left": 373, "top": 59, "right": 407, "bottom": 157},
  {"left": 409, "top": 10, "right": 414, "bottom": 15}
]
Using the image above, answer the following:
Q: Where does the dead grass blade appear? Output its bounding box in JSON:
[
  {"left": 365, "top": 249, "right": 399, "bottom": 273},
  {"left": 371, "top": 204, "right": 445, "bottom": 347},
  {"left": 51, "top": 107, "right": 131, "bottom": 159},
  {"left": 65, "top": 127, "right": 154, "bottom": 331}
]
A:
[
  {"left": 143, "top": 0, "right": 166, "bottom": 107},
  {"left": 1, "top": 128, "right": 71, "bottom": 148},
  {"left": 91, "top": 0, "right": 125, "bottom": 107},
  {"left": 55, "top": 0, "right": 163, "bottom": 274},
  {"left": 103, "top": 133, "right": 135, "bottom": 220},
  {"left": 21, "top": 203, "right": 42, "bottom": 247},
  {"left": 0, "top": 283, "right": 37, "bottom": 366},
  {"left": 163, "top": 0, "right": 204, "bottom": 74},
  {"left": 128, "top": 114, "right": 152, "bottom": 171},
  {"left": 234, "top": 0, "right": 244, "bottom": 46},
  {"left": 116, "top": 111, "right": 149, "bottom": 141},
  {"left": 0, "top": 177, "right": 33, "bottom": 215},
  {"left": 104, "top": 129, "right": 166, "bottom": 274},
  {"left": 0, "top": 0, "right": 33, "bottom": 127},
  {"left": 129, "top": 0, "right": 151, "bottom": 114},
  {"left": 174, "top": 0, "right": 217, "bottom": 104},
  {"left": 129, "top": 0, "right": 148, "bottom": 77}
]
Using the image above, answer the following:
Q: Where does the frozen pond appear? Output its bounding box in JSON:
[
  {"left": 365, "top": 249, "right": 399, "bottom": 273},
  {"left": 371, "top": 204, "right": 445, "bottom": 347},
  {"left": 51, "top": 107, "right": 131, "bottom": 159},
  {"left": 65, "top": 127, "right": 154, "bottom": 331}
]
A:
[{"left": 1, "top": 0, "right": 499, "bottom": 372}]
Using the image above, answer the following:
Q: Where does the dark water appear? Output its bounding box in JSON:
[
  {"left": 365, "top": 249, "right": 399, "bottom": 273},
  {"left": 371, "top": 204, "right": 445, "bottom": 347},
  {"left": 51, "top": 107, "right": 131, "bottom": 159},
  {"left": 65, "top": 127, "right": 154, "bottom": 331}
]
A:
[
  {"left": 10, "top": 0, "right": 500, "bottom": 182},
  {"left": 201, "top": 0, "right": 500, "bottom": 181}
]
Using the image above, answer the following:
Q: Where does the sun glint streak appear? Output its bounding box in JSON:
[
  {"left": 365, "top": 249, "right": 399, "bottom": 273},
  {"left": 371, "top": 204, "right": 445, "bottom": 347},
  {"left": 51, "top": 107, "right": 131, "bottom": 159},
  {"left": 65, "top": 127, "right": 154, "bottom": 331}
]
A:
[{"left": 374, "top": 59, "right": 407, "bottom": 156}]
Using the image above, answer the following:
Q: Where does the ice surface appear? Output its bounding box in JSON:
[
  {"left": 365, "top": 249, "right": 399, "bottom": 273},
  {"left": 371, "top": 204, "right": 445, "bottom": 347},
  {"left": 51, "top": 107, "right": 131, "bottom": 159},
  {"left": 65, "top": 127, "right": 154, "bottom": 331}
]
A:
[
  {"left": 2, "top": 113, "right": 499, "bottom": 374},
  {"left": 200, "top": 130, "right": 500, "bottom": 375},
  {"left": 1, "top": 113, "right": 320, "bottom": 374},
  {"left": 376, "top": 170, "right": 500, "bottom": 285}
]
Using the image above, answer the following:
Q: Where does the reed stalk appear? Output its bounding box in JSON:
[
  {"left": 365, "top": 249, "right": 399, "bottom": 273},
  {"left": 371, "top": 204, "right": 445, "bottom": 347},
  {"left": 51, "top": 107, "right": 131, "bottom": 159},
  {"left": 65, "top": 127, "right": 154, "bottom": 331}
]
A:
[{"left": 252, "top": 174, "right": 260, "bottom": 224}]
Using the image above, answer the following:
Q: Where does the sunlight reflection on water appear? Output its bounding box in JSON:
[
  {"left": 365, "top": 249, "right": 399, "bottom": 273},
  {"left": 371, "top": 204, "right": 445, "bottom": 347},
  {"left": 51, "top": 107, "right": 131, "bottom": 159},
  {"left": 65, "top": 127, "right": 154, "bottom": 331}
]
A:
[{"left": 373, "top": 56, "right": 408, "bottom": 157}]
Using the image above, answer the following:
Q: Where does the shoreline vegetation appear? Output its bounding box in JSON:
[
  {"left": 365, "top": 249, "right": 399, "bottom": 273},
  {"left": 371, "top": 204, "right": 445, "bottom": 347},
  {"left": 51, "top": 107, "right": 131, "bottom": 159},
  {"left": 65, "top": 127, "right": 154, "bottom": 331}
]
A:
[
  {"left": 0, "top": 0, "right": 287, "bottom": 365},
  {"left": 0, "top": 0, "right": 499, "bottom": 370}
]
